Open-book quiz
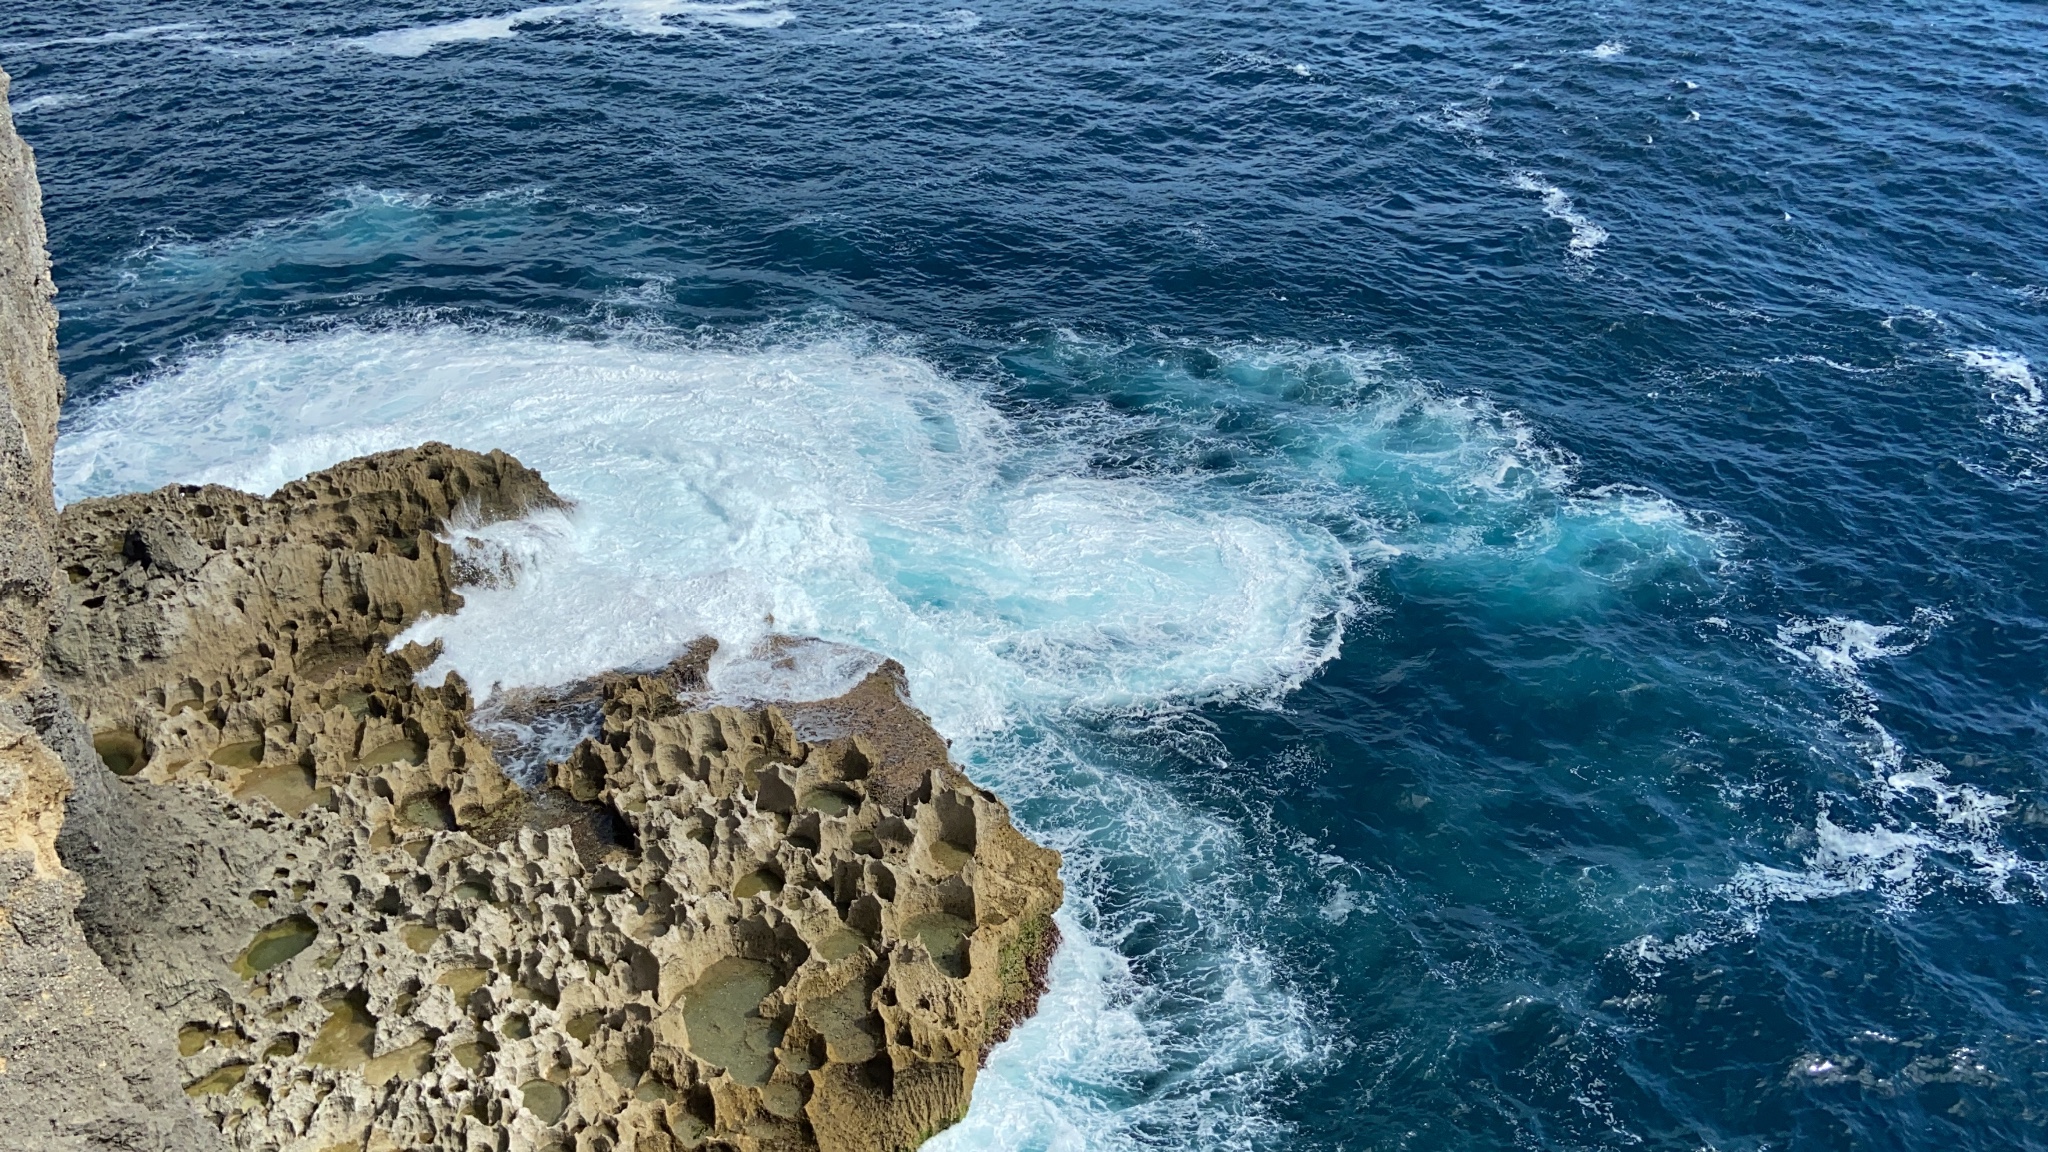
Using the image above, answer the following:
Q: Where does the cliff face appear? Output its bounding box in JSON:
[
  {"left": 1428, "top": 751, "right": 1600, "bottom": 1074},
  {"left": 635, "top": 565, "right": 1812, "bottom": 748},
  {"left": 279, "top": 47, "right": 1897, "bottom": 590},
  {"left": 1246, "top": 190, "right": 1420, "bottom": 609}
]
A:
[
  {"left": 0, "top": 66, "right": 226, "bottom": 1152},
  {"left": 0, "top": 66, "right": 59, "bottom": 679},
  {"left": 0, "top": 64, "right": 1061, "bottom": 1152}
]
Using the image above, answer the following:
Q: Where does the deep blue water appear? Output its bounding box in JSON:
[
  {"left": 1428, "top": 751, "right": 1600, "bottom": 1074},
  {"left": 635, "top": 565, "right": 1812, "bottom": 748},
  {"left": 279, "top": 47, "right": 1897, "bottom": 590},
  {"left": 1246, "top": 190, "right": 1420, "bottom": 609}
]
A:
[{"left": 7, "top": 2, "right": 2048, "bottom": 1149}]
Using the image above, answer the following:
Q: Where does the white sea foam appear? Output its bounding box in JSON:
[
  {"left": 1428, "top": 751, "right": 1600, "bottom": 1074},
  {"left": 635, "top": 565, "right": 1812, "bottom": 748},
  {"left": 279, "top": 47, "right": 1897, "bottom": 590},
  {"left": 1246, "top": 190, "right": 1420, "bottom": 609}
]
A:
[
  {"left": 1774, "top": 615, "right": 1913, "bottom": 683},
  {"left": 1588, "top": 41, "right": 1626, "bottom": 59},
  {"left": 1773, "top": 610, "right": 1956, "bottom": 787},
  {"left": 1039, "top": 336, "right": 1731, "bottom": 602},
  {"left": 1441, "top": 99, "right": 1489, "bottom": 134},
  {"left": 1511, "top": 171, "right": 1609, "bottom": 258},
  {"left": 57, "top": 327, "right": 1351, "bottom": 733},
  {"left": 353, "top": 13, "right": 543, "bottom": 56},
  {"left": 932, "top": 723, "right": 1340, "bottom": 1147},
  {"left": 1769, "top": 353, "right": 1891, "bottom": 375},
  {"left": 926, "top": 910, "right": 1160, "bottom": 1150},
  {"left": 349, "top": 0, "right": 793, "bottom": 56},
  {"left": 1950, "top": 346, "right": 2039, "bottom": 402},
  {"left": 1951, "top": 346, "right": 2044, "bottom": 434},
  {"left": 1212, "top": 51, "right": 1316, "bottom": 81},
  {"left": 1627, "top": 607, "right": 2037, "bottom": 972},
  {"left": 867, "top": 8, "right": 983, "bottom": 38},
  {"left": 2, "top": 22, "right": 214, "bottom": 50},
  {"left": 1626, "top": 801, "right": 2041, "bottom": 971},
  {"left": 8, "top": 92, "right": 90, "bottom": 115}
]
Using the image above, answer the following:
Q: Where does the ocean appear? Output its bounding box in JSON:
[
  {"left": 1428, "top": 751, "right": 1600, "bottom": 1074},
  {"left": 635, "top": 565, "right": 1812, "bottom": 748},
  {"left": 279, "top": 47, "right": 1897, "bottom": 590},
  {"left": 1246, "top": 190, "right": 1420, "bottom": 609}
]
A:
[{"left": 5, "top": 1, "right": 2047, "bottom": 1148}]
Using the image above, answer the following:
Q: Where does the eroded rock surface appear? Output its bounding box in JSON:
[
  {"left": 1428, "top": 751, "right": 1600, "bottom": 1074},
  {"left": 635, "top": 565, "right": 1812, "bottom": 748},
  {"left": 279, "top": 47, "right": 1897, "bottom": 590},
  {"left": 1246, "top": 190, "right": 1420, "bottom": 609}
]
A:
[
  {"left": 45, "top": 447, "right": 1061, "bottom": 1152},
  {"left": 544, "top": 663, "right": 1062, "bottom": 1150}
]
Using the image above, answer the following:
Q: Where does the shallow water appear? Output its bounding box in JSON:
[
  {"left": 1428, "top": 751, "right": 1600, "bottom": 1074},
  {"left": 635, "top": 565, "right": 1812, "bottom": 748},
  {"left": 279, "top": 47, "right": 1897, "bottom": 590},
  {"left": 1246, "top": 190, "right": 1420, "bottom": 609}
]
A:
[{"left": 6, "top": 1, "right": 2048, "bottom": 1148}]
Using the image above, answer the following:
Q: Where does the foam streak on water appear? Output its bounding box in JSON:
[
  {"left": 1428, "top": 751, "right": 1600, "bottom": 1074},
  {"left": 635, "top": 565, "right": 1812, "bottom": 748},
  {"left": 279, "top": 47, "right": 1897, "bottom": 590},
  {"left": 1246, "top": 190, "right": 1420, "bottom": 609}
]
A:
[
  {"left": 1510, "top": 171, "right": 1609, "bottom": 259},
  {"left": 1627, "top": 609, "right": 2043, "bottom": 973},
  {"left": 0, "top": 22, "right": 213, "bottom": 50},
  {"left": 347, "top": 0, "right": 794, "bottom": 56}
]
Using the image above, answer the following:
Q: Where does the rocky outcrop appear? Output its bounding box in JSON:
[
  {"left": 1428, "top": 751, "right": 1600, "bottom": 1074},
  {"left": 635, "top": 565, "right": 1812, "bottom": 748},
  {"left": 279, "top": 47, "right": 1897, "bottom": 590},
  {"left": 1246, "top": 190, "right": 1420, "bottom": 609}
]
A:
[
  {"left": 44, "top": 450, "right": 1060, "bottom": 1152},
  {"left": 0, "top": 64, "right": 229, "bottom": 1152},
  {"left": 1, "top": 61, "right": 1060, "bottom": 1152},
  {"left": 540, "top": 663, "right": 1062, "bottom": 1150},
  {"left": 49, "top": 444, "right": 559, "bottom": 727},
  {"left": 46, "top": 444, "right": 558, "bottom": 982},
  {"left": 48, "top": 444, "right": 554, "bottom": 836}
]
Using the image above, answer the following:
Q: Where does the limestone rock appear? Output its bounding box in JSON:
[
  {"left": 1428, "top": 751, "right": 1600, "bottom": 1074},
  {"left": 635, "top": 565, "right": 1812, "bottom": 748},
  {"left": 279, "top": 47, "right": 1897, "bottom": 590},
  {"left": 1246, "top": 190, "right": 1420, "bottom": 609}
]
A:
[
  {"left": 44, "top": 448, "right": 1061, "bottom": 1152},
  {"left": 48, "top": 442, "right": 562, "bottom": 729}
]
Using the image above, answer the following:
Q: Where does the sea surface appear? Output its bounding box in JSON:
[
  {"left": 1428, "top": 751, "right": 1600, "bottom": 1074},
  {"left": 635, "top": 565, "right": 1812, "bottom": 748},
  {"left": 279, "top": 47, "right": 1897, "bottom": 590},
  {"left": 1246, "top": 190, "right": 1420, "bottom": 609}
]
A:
[{"left": 7, "top": 2, "right": 2048, "bottom": 1148}]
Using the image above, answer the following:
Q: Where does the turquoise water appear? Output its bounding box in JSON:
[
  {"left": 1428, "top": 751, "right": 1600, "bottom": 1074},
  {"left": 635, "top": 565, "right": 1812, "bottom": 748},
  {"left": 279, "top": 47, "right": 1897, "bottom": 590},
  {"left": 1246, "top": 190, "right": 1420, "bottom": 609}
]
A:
[{"left": 7, "top": 2, "right": 2048, "bottom": 1147}]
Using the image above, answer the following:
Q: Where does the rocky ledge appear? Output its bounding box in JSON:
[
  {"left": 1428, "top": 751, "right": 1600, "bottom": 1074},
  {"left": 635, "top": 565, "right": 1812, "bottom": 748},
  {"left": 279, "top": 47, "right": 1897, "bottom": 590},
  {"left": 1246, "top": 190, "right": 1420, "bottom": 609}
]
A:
[{"left": 44, "top": 442, "right": 1062, "bottom": 1152}]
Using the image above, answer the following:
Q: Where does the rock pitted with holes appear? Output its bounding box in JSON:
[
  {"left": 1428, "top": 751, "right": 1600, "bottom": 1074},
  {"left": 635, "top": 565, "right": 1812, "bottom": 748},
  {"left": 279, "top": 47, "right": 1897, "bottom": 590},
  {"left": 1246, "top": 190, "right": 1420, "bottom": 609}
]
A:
[{"left": 40, "top": 443, "right": 1061, "bottom": 1152}]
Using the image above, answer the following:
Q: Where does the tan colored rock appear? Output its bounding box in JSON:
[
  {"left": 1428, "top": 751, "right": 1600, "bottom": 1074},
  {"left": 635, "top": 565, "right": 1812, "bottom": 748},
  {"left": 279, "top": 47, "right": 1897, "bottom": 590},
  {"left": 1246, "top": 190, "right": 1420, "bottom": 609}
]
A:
[
  {"left": 48, "top": 443, "right": 560, "bottom": 836},
  {"left": 49, "top": 442, "right": 560, "bottom": 727},
  {"left": 0, "top": 716, "right": 64, "bottom": 875},
  {"left": 544, "top": 661, "right": 1062, "bottom": 1151},
  {"left": 45, "top": 448, "right": 1061, "bottom": 1152}
]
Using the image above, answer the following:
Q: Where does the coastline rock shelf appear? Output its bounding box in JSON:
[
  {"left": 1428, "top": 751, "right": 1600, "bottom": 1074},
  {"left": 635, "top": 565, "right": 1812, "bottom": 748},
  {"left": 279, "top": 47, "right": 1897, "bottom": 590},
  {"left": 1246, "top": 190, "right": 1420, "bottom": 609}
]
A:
[
  {"left": 46, "top": 445, "right": 1063, "bottom": 1152},
  {"left": 0, "top": 63, "right": 1059, "bottom": 1152}
]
